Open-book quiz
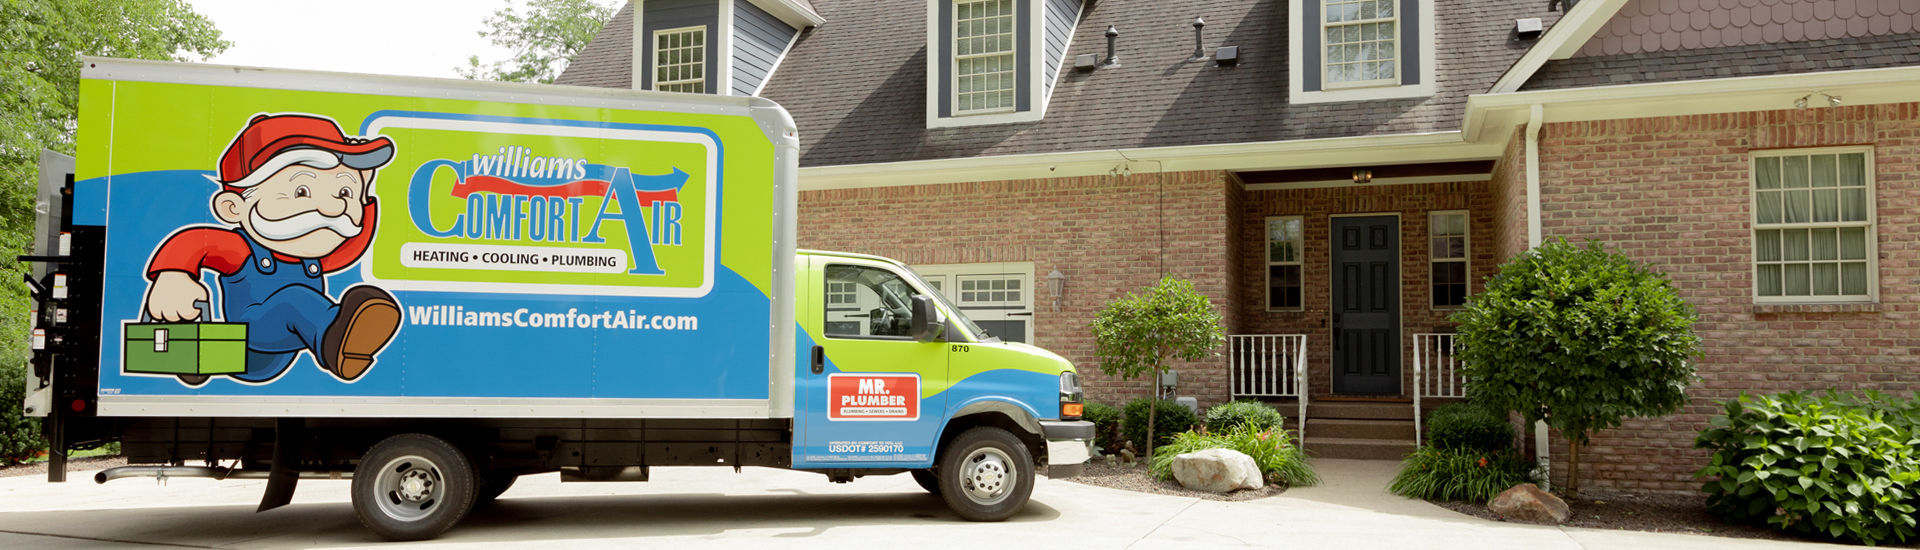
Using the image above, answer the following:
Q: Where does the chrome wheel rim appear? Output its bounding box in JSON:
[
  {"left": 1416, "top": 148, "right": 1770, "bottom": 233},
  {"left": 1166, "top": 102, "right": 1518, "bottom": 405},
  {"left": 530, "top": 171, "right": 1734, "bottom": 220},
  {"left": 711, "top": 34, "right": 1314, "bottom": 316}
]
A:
[
  {"left": 960, "top": 447, "right": 1015, "bottom": 505},
  {"left": 373, "top": 454, "right": 444, "bottom": 522}
]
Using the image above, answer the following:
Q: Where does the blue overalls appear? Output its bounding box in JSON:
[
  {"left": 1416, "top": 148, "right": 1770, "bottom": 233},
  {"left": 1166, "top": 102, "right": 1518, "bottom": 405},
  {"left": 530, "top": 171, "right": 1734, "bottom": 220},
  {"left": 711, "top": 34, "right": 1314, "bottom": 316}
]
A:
[{"left": 220, "top": 231, "right": 339, "bottom": 382}]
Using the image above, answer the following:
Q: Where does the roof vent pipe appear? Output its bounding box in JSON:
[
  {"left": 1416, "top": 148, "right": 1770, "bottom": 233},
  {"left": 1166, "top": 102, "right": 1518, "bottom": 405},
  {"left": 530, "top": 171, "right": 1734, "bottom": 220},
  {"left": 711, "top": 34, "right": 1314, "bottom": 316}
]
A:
[
  {"left": 1189, "top": 17, "right": 1207, "bottom": 61},
  {"left": 1104, "top": 25, "right": 1120, "bottom": 66}
]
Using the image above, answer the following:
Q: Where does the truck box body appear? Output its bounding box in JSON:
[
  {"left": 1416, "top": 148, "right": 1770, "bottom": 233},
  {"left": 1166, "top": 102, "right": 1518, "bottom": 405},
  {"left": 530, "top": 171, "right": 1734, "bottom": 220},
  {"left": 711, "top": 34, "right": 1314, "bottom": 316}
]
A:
[{"left": 72, "top": 58, "right": 796, "bottom": 419}]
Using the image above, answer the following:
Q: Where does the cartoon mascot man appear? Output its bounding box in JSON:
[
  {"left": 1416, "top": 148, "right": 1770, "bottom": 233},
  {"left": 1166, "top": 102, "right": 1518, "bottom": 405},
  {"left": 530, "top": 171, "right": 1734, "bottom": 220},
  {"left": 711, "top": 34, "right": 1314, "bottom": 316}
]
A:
[{"left": 143, "top": 113, "right": 402, "bottom": 384}]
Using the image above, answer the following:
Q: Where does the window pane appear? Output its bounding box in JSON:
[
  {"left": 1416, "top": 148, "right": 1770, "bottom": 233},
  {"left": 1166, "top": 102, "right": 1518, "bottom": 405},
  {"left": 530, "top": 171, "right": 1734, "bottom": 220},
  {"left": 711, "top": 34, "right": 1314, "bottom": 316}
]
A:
[
  {"left": 1842, "top": 262, "right": 1867, "bottom": 295},
  {"left": 1783, "top": 156, "right": 1809, "bottom": 188},
  {"left": 1839, "top": 153, "right": 1866, "bottom": 186},
  {"left": 1812, "top": 263, "right": 1839, "bottom": 295},
  {"left": 1784, "top": 190, "right": 1810, "bottom": 223},
  {"left": 1784, "top": 264, "right": 1810, "bottom": 295},
  {"left": 1756, "top": 190, "right": 1782, "bottom": 224},
  {"left": 1840, "top": 227, "right": 1867, "bottom": 260},
  {"left": 1378, "top": 0, "right": 1394, "bottom": 17},
  {"left": 1811, "top": 154, "right": 1836, "bottom": 188},
  {"left": 1269, "top": 265, "right": 1301, "bottom": 309},
  {"left": 1812, "top": 189, "right": 1838, "bottom": 223},
  {"left": 1840, "top": 188, "right": 1866, "bottom": 222},
  {"left": 1755, "top": 157, "right": 1781, "bottom": 190},
  {"left": 1782, "top": 228, "right": 1808, "bottom": 261},
  {"left": 1755, "top": 229, "right": 1781, "bottom": 262},
  {"left": 1810, "top": 228, "right": 1837, "bottom": 261},
  {"left": 1757, "top": 264, "right": 1782, "bottom": 296}
]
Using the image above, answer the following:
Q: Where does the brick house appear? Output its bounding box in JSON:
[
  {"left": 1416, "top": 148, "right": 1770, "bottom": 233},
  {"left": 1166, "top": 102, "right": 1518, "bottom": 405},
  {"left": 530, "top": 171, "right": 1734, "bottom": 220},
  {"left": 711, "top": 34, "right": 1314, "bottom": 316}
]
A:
[{"left": 557, "top": 0, "right": 1920, "bottom": 492}]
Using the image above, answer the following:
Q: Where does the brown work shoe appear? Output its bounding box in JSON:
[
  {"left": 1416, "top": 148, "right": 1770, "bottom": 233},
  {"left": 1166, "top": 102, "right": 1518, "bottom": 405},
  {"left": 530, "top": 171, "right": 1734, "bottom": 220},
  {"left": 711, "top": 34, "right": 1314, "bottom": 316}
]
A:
[{"left": 321, "top": 285, "right": 402, "bottom": 380}]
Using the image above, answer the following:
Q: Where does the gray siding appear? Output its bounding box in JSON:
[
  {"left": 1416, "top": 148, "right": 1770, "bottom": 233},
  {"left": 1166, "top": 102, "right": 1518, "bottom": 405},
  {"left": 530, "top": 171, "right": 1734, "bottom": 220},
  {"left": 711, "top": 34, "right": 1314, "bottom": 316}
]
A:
[
  {"left": 732, "top": 0, "right": 798, "bottom": 96},
  {"left": 641, "top": 0, "right": 721, "bottom": 92},
  {"left": 1041, "top": 0, "right": 1078, "bottom": 98}
]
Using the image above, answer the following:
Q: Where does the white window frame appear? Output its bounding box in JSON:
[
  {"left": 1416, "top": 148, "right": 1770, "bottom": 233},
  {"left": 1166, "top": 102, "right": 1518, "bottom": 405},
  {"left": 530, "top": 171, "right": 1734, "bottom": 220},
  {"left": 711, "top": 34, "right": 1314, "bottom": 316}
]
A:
[
  {"left": 652, "top": 26, "right": 707, "bottom": 94},
  {"left": 1266, "top": 216, "right": 1306, "bottom": 312},
  {"left": 1286, "top": 0, "right": 1435, "bottom": 104},
  {"left": 1428, "top": 210, "right": 1470, "bottom": 309},
  {"left": 1750, "top": 146, "right": 1878, "bottom": 304},
  {"left": 952, "top": 0, "right": 1019, "bottom": 115},
  {"left": 1320, "top": 0, "right": 1399, "bottom": 90}
]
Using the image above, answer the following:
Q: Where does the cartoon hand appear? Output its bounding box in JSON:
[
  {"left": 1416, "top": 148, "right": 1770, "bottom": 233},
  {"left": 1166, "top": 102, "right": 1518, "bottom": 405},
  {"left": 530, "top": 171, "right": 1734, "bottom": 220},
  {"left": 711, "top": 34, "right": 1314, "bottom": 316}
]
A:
[{"left": 145, "top": 271, "right": 211, "bottom": 322}]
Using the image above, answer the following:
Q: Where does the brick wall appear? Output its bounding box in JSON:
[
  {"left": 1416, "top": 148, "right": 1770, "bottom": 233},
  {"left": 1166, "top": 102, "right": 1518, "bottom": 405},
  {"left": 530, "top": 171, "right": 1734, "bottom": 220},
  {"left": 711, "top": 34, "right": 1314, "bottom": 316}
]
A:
[
  {"left": 1535, "top": 102, "right": 1920, "bottom": 492},
  {"left": 1237, "top": 182, "right": 1498, "bottom": 398},
  {"left": 798, "top": 171, "right": 1237, "bottom": 406},
  {"left": 1490, "top": 125, "right": 1531, "bottom": 262}
]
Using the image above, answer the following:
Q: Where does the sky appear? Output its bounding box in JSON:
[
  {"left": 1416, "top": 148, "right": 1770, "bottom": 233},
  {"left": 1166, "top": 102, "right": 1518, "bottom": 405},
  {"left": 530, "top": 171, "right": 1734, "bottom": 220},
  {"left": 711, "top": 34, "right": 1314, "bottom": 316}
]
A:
[{"left": 189, "top": 0, "right": 618, "bottom": 79}]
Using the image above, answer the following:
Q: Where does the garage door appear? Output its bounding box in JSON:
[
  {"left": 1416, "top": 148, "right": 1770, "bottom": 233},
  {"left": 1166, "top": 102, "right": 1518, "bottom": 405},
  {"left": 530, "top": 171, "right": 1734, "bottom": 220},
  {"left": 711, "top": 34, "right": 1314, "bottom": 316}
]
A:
[{"left": 912, "top": 262, "right": 1035, "bottom": 344}]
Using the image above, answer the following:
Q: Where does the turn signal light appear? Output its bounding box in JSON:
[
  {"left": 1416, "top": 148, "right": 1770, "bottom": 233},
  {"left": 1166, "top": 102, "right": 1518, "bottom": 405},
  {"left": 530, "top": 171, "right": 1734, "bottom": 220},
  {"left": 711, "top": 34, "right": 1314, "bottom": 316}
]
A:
[{"left": 1061, "top": 403, "right": 1083, "bottom": 418}]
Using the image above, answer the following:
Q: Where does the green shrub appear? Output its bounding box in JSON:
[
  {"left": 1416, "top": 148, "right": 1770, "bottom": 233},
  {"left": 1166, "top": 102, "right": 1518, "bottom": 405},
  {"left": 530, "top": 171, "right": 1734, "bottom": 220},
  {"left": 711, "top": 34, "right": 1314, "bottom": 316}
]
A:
[
  {"left": 1696, "top": 392, "right": 1920, "bottom": 546},
  {"left": 1204, "top": 400, "right": 1286, "bottom": 434},
  {"left": 1388, "top": 446, "right": 1533, "bottom": 503},
  {"left": 1426, "top": 403, "right": 1515, "bottom": 452},
  {"left": 1149, "top": 424, "right": 1318, "bottom": 487},
  {"left": 1, "top": 364, "right": 48, "bottom": 465},
  {"left": 1083, "top": 401, "right": 1122, "bottom": 452},
  {"left": 1123, "top": 397, "right": 1197, "bottom": 451}
]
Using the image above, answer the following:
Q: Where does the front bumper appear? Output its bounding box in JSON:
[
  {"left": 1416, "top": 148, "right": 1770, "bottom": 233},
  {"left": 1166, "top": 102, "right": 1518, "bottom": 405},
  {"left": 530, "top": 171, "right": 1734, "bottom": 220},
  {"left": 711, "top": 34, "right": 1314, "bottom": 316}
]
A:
[{"left": 1041, "top": 420, "right": 1094, "bottom": 478}]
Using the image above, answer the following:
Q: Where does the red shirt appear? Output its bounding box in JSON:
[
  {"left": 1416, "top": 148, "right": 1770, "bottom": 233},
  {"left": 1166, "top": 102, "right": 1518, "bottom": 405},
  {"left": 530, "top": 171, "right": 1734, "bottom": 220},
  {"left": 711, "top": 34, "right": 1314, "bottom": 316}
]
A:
[{"left": 146, "top": 201, "right": 378, "bottom": 279}]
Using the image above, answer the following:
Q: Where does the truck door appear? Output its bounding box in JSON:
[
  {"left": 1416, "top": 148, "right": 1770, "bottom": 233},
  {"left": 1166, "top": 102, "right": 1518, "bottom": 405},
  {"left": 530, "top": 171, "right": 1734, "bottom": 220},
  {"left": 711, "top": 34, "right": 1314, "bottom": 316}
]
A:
[{"left": 794, "top": 257, "right": 949, "bottom": 468}]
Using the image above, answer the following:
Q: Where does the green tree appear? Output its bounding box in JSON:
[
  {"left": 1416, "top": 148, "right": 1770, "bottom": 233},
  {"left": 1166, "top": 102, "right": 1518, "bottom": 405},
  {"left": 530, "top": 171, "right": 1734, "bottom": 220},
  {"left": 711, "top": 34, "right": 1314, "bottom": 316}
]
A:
[
  {"left": 458, "top": 0, "right": 617, "bottom": 84},
  {"left": 0, "top": 0, "right": 226, "bottom": 452},
  {"left": 1090, "top": 277, "right": 1225, "bottom": 460},
  {"left": 1451, "top": 239, "right": 1700, "bottom": 497}
]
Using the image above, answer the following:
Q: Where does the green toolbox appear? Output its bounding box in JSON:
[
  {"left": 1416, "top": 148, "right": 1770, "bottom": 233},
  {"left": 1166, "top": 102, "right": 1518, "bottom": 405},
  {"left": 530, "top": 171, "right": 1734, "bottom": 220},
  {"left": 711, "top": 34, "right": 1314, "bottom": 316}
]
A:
[{"left": 123, "top": 321, "right": 248, "bottom": 375}]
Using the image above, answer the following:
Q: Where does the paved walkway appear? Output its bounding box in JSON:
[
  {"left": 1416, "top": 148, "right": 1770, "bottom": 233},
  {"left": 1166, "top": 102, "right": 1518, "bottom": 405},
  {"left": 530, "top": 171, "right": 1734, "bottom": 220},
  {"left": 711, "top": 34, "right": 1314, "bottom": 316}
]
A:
[{"left": 0, "top": 459, "right": 1854, "bottom": 548}]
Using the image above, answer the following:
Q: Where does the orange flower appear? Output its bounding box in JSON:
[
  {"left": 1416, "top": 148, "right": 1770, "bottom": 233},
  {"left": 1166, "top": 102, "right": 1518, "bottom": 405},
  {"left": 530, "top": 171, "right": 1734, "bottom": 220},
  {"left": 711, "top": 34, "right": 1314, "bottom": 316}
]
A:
[{"left": 1476, "top": 457, "right": 1489, "bottom": 468}]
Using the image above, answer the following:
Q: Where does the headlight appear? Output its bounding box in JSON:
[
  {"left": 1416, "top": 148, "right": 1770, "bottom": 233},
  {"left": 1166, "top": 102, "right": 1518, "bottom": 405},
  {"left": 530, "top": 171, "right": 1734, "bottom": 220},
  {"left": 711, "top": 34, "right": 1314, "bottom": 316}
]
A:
[{"left": 1058, "top": 371, "right": 1083, "bottom": 419}]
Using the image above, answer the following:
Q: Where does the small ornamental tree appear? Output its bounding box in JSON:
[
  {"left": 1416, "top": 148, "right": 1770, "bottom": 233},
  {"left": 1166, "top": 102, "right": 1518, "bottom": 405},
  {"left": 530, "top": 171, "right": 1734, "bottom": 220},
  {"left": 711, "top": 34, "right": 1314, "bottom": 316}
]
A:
[
  {"left": 1091, "top": 277, "right": 1226, "bottom": 460},
  {"left": 1451, "top": 239, "right": 1700, "bottom": 497}
]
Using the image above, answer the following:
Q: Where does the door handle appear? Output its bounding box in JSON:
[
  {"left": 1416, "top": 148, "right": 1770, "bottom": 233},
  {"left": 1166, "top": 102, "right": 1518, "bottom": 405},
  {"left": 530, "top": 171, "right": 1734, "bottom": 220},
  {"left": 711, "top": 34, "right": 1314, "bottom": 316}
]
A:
[
  {"left": 1007, "top": 312, "right": 1033, "bottom": 317},
  {"left": 810, "top": 345, "right": 825, "bottom": 375}
]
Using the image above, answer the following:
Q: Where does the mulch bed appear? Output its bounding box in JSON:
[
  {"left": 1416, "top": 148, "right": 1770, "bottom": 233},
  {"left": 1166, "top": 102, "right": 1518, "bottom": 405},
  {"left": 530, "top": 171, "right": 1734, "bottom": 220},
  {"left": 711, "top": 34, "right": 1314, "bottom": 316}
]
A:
[
  {"left": 1061, "top": 459, "right": 1289, "bottom": 501},
  {"left": 1433, "top": 490, "right": 1897, "bottom": 546}
]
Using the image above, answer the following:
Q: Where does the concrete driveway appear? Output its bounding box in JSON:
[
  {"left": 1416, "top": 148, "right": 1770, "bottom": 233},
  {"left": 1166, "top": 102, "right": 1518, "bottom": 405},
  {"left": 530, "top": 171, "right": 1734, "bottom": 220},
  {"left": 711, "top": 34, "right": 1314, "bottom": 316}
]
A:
[{"left": 0, "top": 460, "right": 1851, "bottom": 549}]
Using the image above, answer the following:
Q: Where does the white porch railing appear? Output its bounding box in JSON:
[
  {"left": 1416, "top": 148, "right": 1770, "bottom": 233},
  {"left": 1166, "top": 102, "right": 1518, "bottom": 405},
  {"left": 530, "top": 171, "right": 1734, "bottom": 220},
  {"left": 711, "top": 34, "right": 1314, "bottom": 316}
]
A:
[
  {"left": 1228, "top": 334, "right": 1309, "bottom": 440},
  {"left": 1411, "top": 333, "right": 1467, "bottom": 443}
]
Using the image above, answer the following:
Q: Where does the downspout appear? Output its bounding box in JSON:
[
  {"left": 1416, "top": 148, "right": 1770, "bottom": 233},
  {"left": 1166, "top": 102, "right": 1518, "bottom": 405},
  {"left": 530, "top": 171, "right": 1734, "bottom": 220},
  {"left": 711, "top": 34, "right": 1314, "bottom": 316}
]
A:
[{"left": 1525, "top": 103, "right": 1550, "bottom": 490}]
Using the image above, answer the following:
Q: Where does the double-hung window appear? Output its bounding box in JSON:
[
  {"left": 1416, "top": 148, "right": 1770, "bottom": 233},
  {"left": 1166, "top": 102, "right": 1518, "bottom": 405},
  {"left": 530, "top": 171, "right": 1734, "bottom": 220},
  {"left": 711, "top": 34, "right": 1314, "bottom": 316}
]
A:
[
  {"left": 1323, "top": 0, "right": 1397, "bottom": 88},
  {"left": 1429, "top": 211, "right": 1468, "bottom": 308},
  {"left": 954, "top": 0, "right": 1016, "bottom": 114},
  {"left": 1752, "top": 148, "right": 1875, "bottom": 302},
  {"left": 654, "top": 26, "right": 706, "bottom": 94},
  {"left": 1267, "top": 217, "right": 1304, "bottom": 310}
]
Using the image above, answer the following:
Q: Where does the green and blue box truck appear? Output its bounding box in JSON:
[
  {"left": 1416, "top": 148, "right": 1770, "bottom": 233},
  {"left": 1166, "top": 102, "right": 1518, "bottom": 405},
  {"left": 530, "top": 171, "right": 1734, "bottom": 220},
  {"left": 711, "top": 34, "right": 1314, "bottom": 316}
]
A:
[{"left": 21, "top": 57, "right": 1091, "bottom": 541}]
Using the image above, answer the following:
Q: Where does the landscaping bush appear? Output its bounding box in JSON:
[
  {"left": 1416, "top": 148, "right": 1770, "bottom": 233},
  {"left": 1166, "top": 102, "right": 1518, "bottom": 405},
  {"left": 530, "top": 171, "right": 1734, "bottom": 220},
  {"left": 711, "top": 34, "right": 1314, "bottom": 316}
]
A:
[
  {"left": 1149, "top": 424, "right": 1318, "bottom": 487},
  {"left": 1388, "top": 446, "right": 1533, "bottom": 503},
  {"left": 1, "top": 364, "right": 48, "bottom": 465},
  {"left": 1426, "top": 402, "right": 1514, "bottom": 452},
  {"left": 1204, "top": 400, "right": 1286, "bottom": 434},
  {"left": 1083, "top": 401, "right": 1122, "bottom": 453},
  {"left": 1695, "top": 391, "right": 1920, "bottom": 546},
  {"left": 1123, "top": 397, "right": 1197, "bottom": 451}
]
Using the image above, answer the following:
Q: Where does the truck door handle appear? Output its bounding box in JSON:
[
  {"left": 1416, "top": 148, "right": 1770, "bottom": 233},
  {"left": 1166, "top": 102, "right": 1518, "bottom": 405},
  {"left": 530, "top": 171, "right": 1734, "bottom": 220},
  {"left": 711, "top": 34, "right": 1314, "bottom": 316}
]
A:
[
  {"left": 810, "top": 345, "right": 824, "bottom": 374},
  {"left": 1007, "top": 312, "right": 1033, "bottom": 317}
]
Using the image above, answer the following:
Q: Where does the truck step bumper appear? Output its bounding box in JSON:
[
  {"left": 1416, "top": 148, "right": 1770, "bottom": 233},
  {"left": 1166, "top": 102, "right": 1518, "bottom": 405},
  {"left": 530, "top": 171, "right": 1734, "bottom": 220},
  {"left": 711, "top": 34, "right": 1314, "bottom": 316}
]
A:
[{"left": 1041, "top": 420, "right": 1094, "bottom": 477}]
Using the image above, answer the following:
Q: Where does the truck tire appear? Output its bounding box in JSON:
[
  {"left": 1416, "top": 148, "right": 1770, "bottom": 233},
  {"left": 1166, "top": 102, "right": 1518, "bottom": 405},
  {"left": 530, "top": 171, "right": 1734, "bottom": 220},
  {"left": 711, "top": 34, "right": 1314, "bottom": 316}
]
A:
[
  {"left": 909, "top": 469, "right": 941, "bottom": 495},
  {"left": 936, "top": 427, "right": 1034, "bottom": 521},
  {"left": 351, "top": 434, "right": 477, "bottom": 541}
]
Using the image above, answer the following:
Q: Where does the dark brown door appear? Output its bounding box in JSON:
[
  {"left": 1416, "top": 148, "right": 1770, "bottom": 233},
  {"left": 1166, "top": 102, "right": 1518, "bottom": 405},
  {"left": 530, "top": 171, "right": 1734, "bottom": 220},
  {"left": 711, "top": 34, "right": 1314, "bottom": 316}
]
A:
[{"left": 1331, "top": 215, "right": 1400, "bottom": 395}]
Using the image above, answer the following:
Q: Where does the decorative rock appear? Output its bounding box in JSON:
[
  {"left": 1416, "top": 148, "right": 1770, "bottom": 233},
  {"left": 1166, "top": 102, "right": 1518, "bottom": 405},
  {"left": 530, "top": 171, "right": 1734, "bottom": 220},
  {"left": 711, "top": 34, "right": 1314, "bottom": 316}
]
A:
[
  {"left": 1170, "top": 448, "right": 1264, "bottom": 493},
  {"left": 1489, "top": 483, "right": 1570, "bottom": 524}
]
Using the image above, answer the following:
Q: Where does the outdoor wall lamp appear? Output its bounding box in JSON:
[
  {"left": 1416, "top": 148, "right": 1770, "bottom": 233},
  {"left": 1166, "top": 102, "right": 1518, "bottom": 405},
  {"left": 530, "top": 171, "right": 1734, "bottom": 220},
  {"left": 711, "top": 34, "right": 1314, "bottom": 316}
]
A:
[
  {"left": 1794, "top": 91, "right": 1841, "bottom": 109},
  {"left": 1047, "top": 270, "right": 1067, "bottom": 312}
]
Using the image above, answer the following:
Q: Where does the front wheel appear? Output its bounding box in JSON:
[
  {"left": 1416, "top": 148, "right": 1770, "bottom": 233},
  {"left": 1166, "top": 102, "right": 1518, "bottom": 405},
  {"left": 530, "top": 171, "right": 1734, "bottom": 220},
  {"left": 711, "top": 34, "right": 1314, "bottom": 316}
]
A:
[
  {"left": 351, "top": 434, "right": 478, "bottom": 541},
  {"left": 936, "top": 427, "right": 1034, "bottom": 521}
]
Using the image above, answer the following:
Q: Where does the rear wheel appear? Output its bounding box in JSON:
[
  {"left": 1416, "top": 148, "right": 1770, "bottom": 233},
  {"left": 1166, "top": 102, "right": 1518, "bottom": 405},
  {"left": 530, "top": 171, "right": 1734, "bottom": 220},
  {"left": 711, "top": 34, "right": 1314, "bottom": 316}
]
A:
[
  {"left": 936, "top": 427, "right": 1034, "bottom": 521},
  {"left": 351, "top": 434, "right": 477, "bottom": 541},
  {"left": 909, "top": 469, "right": 941, "bottom": 495}
]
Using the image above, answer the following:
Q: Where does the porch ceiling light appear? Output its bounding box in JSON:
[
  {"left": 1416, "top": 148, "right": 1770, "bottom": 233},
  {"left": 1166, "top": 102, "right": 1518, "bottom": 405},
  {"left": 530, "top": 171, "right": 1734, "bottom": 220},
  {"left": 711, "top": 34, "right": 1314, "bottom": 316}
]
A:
[{"left": 1352, "top": 169, "right": 1373, "bottom": 184}]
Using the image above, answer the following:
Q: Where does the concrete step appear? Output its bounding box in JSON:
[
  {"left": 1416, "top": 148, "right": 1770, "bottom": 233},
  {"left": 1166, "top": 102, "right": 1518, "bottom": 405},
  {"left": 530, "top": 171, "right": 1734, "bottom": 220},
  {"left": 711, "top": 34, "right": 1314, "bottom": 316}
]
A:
[
  {"left": 1306, "top": 418, "right": 1415, "bottom": 440},
  {"left": 1306, "top": 402, "right": 1414, "bottom": 421},
  {"left": 1304, "top": 437, "right": 1417, "bottom": 461}
]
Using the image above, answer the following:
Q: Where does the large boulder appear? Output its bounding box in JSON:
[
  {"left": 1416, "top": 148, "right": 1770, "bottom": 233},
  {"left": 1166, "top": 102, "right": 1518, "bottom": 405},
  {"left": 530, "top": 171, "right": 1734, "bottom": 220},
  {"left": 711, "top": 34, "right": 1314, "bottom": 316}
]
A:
[
  {"left": 1489, "top": 483, "right": 1570, "bottom": 524},
  {"left": 1170, "top": 448, "right": 1264, "bottom": 493}
]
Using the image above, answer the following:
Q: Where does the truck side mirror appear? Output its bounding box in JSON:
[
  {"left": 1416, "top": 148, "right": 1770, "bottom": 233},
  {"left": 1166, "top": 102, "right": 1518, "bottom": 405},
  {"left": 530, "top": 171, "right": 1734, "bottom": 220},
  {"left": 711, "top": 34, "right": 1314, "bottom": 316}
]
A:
[{"left": 910, "top": 295, "right": 946, "bottom": 342}]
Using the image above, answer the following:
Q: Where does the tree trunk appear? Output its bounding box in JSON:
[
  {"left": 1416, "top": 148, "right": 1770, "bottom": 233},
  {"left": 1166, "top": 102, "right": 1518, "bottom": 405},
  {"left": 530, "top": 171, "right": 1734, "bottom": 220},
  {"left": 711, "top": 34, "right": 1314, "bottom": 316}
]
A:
[
  {"left": 1567, "top": 439, "right": 1581, "bottom": 498},
  {"left": 1145, "top": 387, "right": 1158, "bottom": 462}
]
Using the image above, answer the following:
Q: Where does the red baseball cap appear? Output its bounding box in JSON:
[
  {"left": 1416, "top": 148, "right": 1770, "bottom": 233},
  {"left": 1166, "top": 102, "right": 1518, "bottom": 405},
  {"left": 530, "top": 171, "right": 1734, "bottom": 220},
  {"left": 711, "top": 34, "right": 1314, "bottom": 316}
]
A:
[{"left": 213, "top": 114, "right": 395, "bottom": 191}]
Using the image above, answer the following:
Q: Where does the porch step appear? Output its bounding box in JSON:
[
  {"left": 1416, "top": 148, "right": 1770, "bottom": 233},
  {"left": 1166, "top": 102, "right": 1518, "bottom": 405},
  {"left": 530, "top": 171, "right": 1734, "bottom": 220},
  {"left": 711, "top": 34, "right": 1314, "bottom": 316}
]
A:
[
  {"left": 1307, "top": 418, "right": 1415, "bottom": 440},
  {"left": 1303, "top": 437, "right": 1417, "bottom": 460},
  {"left": 1306, "top": 401, "right": 1413, "bottom": 421}
]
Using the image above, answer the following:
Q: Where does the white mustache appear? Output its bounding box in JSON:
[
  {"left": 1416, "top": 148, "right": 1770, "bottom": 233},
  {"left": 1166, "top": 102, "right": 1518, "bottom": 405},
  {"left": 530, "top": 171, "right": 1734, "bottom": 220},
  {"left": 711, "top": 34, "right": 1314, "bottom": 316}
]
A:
[{"left": 250, "top": 208, "right": 363, "bottom": 240}]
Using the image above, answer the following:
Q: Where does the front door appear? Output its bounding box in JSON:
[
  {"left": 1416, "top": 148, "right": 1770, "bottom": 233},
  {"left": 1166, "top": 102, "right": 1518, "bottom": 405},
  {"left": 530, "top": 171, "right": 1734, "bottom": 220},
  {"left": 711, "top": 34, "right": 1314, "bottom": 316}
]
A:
[{"left": 1331, "top": 215, "right": 1400, "bottom": 395}]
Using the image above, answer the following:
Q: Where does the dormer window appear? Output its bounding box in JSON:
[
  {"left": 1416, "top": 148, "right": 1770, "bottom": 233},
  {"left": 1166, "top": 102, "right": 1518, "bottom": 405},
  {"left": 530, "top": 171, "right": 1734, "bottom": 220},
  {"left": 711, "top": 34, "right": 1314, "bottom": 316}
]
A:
[
  {"left": 1288, "top": 0, "right": 1434, "bottom": 103},
  {"left": 955, "top": 0, "right": 1018, "bottom": 114},
  {"left": 653, "top": 26, "right": 708, "bottom": 93}
]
